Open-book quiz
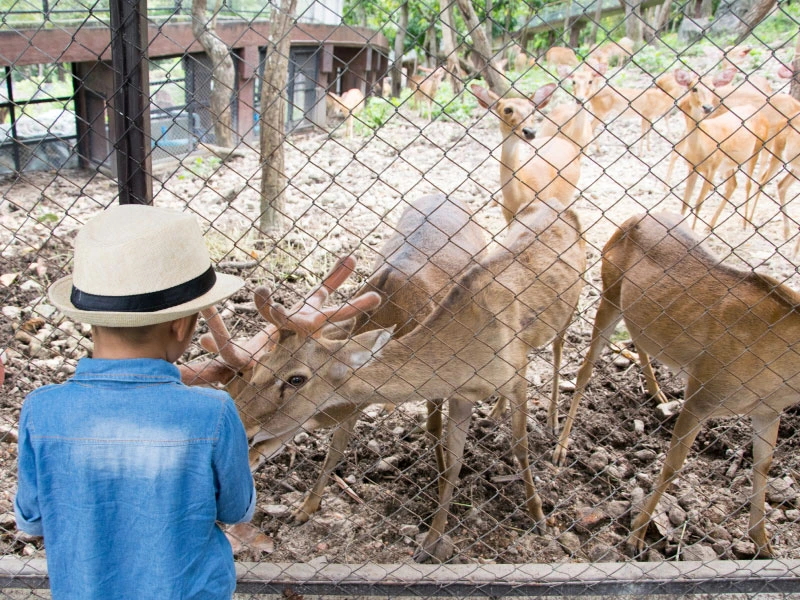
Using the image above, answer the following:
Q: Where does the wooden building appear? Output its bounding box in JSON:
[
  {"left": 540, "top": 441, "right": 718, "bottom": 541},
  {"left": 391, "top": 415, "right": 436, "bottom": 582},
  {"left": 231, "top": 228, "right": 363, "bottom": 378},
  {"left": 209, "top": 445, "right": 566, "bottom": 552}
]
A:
[{"left": 0, "top": 16, "right": 389, "bottom": 173}]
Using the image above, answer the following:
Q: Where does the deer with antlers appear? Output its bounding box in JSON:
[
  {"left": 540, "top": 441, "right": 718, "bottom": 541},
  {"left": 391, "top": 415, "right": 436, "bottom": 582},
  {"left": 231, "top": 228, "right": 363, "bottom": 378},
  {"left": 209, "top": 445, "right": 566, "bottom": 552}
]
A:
[
  {"left": 184, "top": 194, "right": 490, "bottom": 521},
  {"left": 470, "top": 84, "right": 582, "bottom": 223},
  {"left": 233, "top": 197, "right": 585, "bottom": 562},
  {"left": 553, "top": 211, "right": 800, "bottom": 558}
]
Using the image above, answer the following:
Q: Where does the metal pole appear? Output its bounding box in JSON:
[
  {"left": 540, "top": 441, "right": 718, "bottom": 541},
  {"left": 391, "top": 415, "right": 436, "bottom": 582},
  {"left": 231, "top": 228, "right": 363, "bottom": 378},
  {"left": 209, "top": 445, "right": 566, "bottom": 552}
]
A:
[{"left": 109, "top": 0, "right": 153, "bottom": 205}]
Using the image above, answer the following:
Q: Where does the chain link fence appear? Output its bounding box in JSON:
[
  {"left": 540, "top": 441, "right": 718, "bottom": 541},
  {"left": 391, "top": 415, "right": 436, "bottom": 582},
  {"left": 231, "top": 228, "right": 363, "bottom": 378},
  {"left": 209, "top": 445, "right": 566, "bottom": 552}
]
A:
[{"left": 2, "top": 0, "right": 800, "bottom": 596}]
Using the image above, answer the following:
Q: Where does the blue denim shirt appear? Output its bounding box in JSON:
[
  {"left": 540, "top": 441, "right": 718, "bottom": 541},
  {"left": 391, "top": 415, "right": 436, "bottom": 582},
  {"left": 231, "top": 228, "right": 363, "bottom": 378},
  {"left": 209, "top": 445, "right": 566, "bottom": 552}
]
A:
[{"left": 14, "top": 358, "right": 256, "bottom": 600}]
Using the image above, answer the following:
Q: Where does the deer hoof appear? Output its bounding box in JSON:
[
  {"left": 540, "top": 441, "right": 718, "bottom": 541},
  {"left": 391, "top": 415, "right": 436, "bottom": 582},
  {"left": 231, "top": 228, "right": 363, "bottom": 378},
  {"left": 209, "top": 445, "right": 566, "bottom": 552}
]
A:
[
  {"left": 413, "top": 534, "right": 454, "bottom": 563},
  {"left": 291, "top": 508, "right": 312, "bottom": 525},
  {"left": 552, "top": 443, "right": 568, "bottom": 467}
]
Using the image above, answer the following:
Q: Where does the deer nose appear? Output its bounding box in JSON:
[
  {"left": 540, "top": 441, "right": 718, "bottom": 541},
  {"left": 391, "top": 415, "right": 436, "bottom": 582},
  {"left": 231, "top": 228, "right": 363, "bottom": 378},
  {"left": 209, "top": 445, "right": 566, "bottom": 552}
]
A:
[
  {"left": 702, "top": 104, "right": 713, "bottom": 114},
  {"left": 523, "top": 127, "right": 536, "bottom": 140}
]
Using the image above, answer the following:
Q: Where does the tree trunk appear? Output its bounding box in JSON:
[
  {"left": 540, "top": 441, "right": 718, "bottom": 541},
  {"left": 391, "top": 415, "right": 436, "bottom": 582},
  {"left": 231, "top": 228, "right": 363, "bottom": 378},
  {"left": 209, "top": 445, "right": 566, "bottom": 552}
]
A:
[
  {"left": 590, "top": 0, "right": 603, "bottom": 45},
  {"left": 734, "top": 0, "right": 777, "bottom": 41},
  {"left": 454, "top": 0, "right": 508, "bottom": 95},
  {"left": 712, "top": 0, "right": 760, "bottom": 36},
  {"left": 623, "top": 0, "right": 651, "bottom": 44},
  {"left": 645, "top": 0, "right": 673, "bottom": 41},
  {"left": 440, "top": 0, "right": 464, "bottom": 94},
  {"left": 258, "top": 0, "right": 296, "bottom": 233},
  {"left": 192, "top": 0, "right": 235, "bottom": 148},
  {"left": 485, "top": 0, "right": 493, "bottom": 49},
  {"left": 391, "top": 2, "right": 409, "bottom": 98}
]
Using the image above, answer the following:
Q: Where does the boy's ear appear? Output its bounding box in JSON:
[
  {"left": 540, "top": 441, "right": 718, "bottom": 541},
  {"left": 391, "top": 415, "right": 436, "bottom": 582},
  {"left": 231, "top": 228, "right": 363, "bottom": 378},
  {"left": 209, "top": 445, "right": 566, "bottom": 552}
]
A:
[{"left": 173, "top": 313, "right": 199, "bottom": 342}]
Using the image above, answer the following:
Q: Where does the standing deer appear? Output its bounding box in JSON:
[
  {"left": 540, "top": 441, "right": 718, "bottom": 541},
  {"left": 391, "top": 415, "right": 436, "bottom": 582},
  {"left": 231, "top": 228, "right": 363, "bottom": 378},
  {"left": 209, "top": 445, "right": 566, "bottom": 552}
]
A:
[
  {"left": 327, "top": 88, "right": 366, "bottom": 138},
  {"left": 408, "top": 66, "right": 446, "bottom": 120},
  {"left": 470, "top": 84, "right": 582, "bottom": 223},
  {"left": 545, "top": 46, "right": 579, "bottom": 69},
  {"left": 664, "top": 69, "right": 769, "bottom": 229},
  {"left": 236, "top": 197, "right": 586, "bottom": 562},
  {"left": 554, "top": 211, "right": 800, "bottom": 559}
]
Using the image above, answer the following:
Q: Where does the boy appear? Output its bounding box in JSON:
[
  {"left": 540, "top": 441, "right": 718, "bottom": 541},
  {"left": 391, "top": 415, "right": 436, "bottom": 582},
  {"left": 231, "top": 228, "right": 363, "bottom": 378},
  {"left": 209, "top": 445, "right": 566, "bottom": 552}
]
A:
[{"left": 14, "top": 204, "right": 256, "bottom": 599}]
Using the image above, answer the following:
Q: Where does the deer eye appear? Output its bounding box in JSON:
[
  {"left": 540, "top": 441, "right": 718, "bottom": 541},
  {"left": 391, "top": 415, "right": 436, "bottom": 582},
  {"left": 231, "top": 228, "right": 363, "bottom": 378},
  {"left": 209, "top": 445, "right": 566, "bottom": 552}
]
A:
[
  {"left": 503, "top": 107, "right": 513, "bottom": 115},
  {"left": 286, "top": 375, "right": 307, "bottom": 388},
  {"left": 691, "top": 87, "right": 698, "bottom": 93}
]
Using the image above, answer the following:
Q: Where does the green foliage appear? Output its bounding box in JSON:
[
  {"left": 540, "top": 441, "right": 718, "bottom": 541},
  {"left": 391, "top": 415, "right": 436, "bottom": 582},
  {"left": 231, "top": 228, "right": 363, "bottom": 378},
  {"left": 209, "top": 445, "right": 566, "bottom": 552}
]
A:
[{"left": 355, "top": 96, "right": 399, "bottom": 134}]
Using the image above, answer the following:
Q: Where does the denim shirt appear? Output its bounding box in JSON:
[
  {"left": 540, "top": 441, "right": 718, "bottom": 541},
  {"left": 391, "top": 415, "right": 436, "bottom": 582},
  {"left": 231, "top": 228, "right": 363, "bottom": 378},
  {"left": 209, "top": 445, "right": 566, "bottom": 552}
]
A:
[{"left": 14, "top": 358, "right": 256, "bottom": 600}]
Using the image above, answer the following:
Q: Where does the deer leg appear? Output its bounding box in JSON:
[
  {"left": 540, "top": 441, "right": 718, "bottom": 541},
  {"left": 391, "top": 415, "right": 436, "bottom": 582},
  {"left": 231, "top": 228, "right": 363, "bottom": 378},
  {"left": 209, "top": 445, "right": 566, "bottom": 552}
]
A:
[
  {"left": 740, "top": 154, "right": 761, "bottom": 230},
  {"left": 510, "top": 379, "right": 547, "bottom": 533},
  {"left": 293, "top": 414, "right": 360, "bottom": 524},
  {"left": 664, "top": 150, "right": 680, "bottom": 192},
  {"left": 777, "top": 170, "right": 798, "bottom": 241},
  {"left": 553, "top": 294, "right": 623, "bottom": 466},
  {"left": 629, "top": 381, "right": 707, "bottom": 555},
  {"left": 682, "top": 170, "right": 700, "bottom": 219},
  {"left": 749, "top": 411, "right": 780, "bottom": 558},
  {"left": 690, "top": 174, "right": 716, "bottom": 230},
  {"left": 708, "top": 170, "right": 737, "bottom": 230},
  {"left": 488, "top": 396, "right": 508, "bottom": 420},
  {"left": 547, "top": 332, "right": 565, "bottom": 434},
  {"left": 635, "top": 347, "right": 668, "bottom": 404},
  {"left": 750, "top": 139, "right": 786, "bottom": 226},
  {"left": 426, "top": 399, "right": 447, "bottom": 497},
  {"left": 414, "top": 395, "right": 472, "bottom": 563}
]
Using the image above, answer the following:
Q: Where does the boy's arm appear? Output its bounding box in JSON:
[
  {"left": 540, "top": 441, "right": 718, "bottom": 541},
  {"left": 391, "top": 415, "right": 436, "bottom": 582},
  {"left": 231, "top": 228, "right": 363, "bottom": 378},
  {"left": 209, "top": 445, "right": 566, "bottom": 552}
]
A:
[
  {"left": 213, "top": 398, "right": 256, "bottom": 524},
  {"left": 14, "top": 404, "right": 43, "bottom": 536}
]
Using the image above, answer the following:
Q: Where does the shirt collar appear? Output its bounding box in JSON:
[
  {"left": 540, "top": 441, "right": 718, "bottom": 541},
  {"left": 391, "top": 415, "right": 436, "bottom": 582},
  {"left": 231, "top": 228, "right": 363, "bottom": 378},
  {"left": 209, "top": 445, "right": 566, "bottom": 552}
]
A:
[{"left": 72, "top": 358, "right": 182, "bottom": 383}]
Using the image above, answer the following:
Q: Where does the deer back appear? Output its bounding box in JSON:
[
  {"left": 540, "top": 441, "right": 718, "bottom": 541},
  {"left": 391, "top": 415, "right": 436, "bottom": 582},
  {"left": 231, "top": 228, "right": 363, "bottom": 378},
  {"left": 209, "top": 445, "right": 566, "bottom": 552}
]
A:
[
  {"left": 602, "top": 212, "right": 800, "bottom": 415},
  {"left": 234, "top": 194, "right": 487, "bottom": 454}
]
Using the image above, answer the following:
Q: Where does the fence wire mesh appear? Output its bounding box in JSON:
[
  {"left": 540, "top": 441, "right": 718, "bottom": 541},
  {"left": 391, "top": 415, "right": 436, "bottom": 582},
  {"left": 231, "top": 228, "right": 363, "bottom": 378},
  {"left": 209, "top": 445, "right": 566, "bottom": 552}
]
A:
[{"left": 2, "top": 0, "right": 800, "bottom": 595}]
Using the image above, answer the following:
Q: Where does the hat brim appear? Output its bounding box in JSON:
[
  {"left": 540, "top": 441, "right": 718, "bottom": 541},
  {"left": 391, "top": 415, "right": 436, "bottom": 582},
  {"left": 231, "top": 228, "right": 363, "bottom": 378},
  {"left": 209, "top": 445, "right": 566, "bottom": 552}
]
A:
[{"left": 49, "top": 272, "right": 245, "bottom": 327}]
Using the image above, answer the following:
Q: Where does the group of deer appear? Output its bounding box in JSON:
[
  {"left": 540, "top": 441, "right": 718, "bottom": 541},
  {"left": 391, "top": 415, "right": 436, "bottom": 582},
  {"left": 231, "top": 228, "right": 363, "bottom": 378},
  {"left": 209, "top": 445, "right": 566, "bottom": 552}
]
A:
[
  {"left": 181, "top": 53, "right": 800, "bottom": 563},
  {"left": 540, "top": 43, "right": 800, "bottom": 236}
]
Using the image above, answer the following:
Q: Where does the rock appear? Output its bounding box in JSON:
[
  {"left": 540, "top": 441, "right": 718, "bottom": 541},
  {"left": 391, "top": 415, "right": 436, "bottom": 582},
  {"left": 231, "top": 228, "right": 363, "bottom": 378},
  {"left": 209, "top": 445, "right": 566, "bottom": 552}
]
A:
[
  {"left": 19, "top": 279, "right": 43, "bottom": 292},
  {"left": 681, "top": 543, "right": 717, "bottom": 562},
  {"left": 557, "top": 531, "right": 581, "bottom": 555},
  {"left": 668, "top": 505, "right": 687, "bottom": 527},
  {"left": 767, "top": 476, "right": 797, "bottom": 506},
  {"left": 367, "top": 439, "right": 381, "bottom": 454},
  {"left": 293, "top": 432, "right": 309, "bottom": 444},
  {"left": 400, "top": 524, "right": 419, "bottom": 538},
  {"left": 0, "top": 272, "right": 19, "bottom": 287},
  {"left": 606, "top": 500, "right": 631, "bottom": 520},
  {"left": 585, "top": 448, "right": 610, "bottom": 473},
  {"left": 263, "top": 504, "right": 291, "bottom": 518},
  {"left": 2, "top": 306, "right": 21, "bottom": 320},
  {"left": 576, "top": 506, "right": 606, "bottom": 532},
  {"left": 374, "top": 457, "right": 398, "bottom": 474},
  {"left": 731, "top": 540, "right": 757, "bottom": 558},
  {"left": 613, "top": 355, "right": 631, "bottom": 368},
  {"left": 391, "top": 426, "right": 405, "bottom": 437},
  {"left": 588, "top": 543, "right": 622, "bottom": 562},
  {"left": 31, "top": 303, "right": 56, "bottom": 319},
  {"left": 656, "top": 400, "right": 682, "bottom": 419},
  {"left": 633, "top": 419, "right": 645, "bottom": 435},
  {"left": 558, "top": 379, "right": 576, "bottom": 392},
  {"left": 634, "top": 449, "right": 658, "bottom": 462}
]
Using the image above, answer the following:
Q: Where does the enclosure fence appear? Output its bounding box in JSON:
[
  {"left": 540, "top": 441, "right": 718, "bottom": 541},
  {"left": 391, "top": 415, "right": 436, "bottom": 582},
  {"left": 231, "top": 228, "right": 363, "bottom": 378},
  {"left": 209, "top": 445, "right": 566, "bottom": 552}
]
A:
[{"left": 2, "top": 0, "right": 800, "bottom": 596}]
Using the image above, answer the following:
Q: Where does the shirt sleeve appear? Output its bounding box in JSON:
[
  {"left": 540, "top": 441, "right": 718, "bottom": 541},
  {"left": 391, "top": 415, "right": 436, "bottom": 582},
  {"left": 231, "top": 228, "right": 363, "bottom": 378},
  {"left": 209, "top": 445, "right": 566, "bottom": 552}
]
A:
[
  {"left": 14, "top": 402, "right": 43, "bottom": 536},
  {"left": 213, "top": 397, "right": 256, "bottom": 525}
]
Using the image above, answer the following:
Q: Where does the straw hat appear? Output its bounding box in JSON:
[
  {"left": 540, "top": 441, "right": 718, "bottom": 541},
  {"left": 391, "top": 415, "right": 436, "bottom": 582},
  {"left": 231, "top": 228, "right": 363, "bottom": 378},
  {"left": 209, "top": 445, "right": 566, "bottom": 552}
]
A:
[{"left": 49, "top": 204, "right": 244, "bottom": 327}]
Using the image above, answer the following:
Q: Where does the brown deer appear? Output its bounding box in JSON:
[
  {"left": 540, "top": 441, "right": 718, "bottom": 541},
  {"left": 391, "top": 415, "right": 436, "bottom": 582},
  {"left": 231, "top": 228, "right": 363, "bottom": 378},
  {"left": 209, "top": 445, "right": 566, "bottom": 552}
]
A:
[
  {"left": 326, "top": 88, "right": 366, "bottom": 138},
  {"left": 553, "top": 211, "right": 799, "bottom": 559},
  {"left": 664, "top": 69, "right": 769, "bottom": 230},
  {"left": 245, "top": 194, "right": 488, "bottom": 520},
  {"left": 545, "top": 46, "right": 579, "bottom": 69},
  {"left": 470, "top": 84, "right": 582, "bottom": 223},
  {"left": 237, "top": 197, "right": 586, "bottom": 563},
  {"left": 408, "top": 66, "right": 446, "bottom": 120}
]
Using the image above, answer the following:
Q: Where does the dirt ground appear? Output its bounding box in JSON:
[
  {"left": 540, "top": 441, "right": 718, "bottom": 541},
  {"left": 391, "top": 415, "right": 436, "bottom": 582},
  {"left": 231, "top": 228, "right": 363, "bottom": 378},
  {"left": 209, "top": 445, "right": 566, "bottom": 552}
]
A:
[{"left": 2, "top": 62, "right": 800, "bottom": 569}]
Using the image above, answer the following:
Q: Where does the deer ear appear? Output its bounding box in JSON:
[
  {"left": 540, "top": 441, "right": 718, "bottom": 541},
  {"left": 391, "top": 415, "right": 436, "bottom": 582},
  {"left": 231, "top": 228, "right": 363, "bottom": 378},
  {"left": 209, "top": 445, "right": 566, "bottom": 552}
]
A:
[
  {"left": 674, "top": 68, "right": 691, "bottom": 87},
  {"left": 346, "top": 328, "right": 394, "bottom": 369},
  {"left": 531, "top": 83, "right": 557, "bottom": 107},
  {"left": 557, "top": 65, "right": 571, "bottom": 79},
  {"left": 712, "top": 68, "right": 735, "bottom": 87},
  {"left": 470, "top": 84, "right": 498, "bottom": 109},
  {"left": 778, "top": 64, "right": 794, "bottom": 79}
]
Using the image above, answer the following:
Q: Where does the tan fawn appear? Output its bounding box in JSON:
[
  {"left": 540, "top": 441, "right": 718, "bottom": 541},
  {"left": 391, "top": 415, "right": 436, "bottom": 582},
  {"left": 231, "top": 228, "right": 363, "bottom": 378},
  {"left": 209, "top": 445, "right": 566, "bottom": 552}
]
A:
[
  {"left": 545, "top": 46, "right": 579, "bottom": 69},
  {"left": 470, "top": 84, "right": 582, "bottom": 223},
  {"left": 327, "top": 88, "right": 366, "bottom": 138},
  {"left": 664, "top": 69, "right": 769, "bottom": 229},
  {"left": 555, "top": 211, "right": 800, "bottom": 558},
  {"left": 408, "top": 66, "right": 445, "bottom": 120},
  {"left": 588, "top": 36, "right": 634, "bottom": 68},
  {"left": 236, "top": 197, "right": 586, "bottom": 563},
  {"left": 569, "top": 62, "right": 677, "bottom": 152}
]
